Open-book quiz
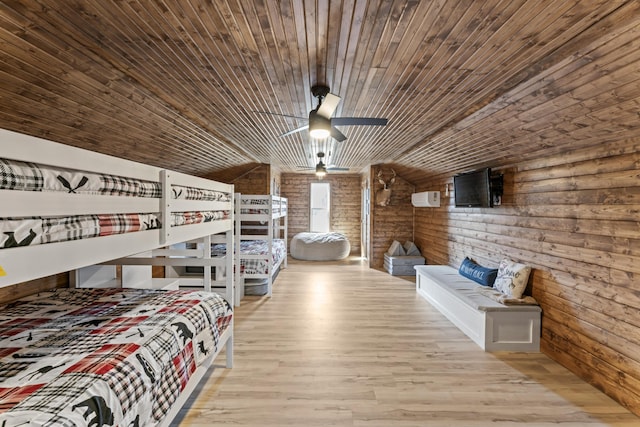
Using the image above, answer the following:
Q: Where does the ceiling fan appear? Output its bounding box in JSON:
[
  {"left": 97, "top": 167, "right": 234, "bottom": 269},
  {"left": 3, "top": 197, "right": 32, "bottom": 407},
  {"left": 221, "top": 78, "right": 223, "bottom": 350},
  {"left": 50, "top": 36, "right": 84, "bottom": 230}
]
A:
[
  {"left": 259, "top": 85, "right": 388, "bottom": 142},
  {"left": 298, "top": 152, "right": 349, "bottom": 177}
]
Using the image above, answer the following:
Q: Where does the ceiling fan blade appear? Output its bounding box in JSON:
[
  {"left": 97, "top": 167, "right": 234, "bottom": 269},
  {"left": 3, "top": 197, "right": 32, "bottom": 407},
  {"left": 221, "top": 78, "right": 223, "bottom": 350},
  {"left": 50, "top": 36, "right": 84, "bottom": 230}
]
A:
[
  {"left": 280, "top": 124, "right": 309, "bottom": 138},
  {"left": 254, "top": 111, "right": 307, "bottom": 120},
  {"left": 327, "top": 167, "right": 350, "bottom": 171},
  {"left": 317, "top": 93, "right": 341, "bottom": 119},
  {"left": 330, "top": 127, "right": 347, "bottom": 142},
  {"left": 331, "top": 117, "right": 388, "bottom": 126}
]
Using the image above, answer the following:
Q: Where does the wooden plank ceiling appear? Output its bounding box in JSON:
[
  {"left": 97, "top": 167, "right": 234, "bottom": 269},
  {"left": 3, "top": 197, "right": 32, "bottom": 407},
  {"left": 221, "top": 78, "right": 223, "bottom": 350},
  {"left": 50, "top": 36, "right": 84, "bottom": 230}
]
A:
[{"left": 1, "top": 1, "right": 639, "bottom": 182}]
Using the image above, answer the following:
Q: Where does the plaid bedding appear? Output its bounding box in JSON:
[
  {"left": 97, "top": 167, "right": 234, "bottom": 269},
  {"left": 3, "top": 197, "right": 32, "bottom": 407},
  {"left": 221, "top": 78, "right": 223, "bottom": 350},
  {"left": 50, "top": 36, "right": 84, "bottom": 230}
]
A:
[
  {"left": 0, "top": 288, "right": 232, "bottom": 426},
  {"left": 0, "top": 158, "right": 161, "bottom": 197},
  {"left": 170, "top": 210, "right": 229, "bottom": 226},
  {"left": 172, "top": 185, "right": 231, "bottom": 202},
  {"left": 239, "top": 196, "right": 287, "bottom": 218},
  {"left": 0, "top": 211, "right": 229, "bottom": 249},
  {"left": 211, "top": 239, "right": 286, "bottom": 275},
  {"left": 0, "top": 157, "right": 231, "bottom": 202},
  {"left": 239, "top": 197, "right": 270, "bottom": 215}
]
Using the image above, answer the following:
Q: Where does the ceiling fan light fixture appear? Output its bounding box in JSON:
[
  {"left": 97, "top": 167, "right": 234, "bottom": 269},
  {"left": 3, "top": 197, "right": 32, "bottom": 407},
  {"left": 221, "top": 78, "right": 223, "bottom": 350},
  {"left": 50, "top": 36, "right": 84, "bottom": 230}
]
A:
[
  {"left": 308, "top": 112, "right": 331, "bottom": 139},
  {"left": 310, "top": 127, "right": 330, "bottom": 139},
  {"left": 315, "top": 160, "right": 327, "bottom": 177}
]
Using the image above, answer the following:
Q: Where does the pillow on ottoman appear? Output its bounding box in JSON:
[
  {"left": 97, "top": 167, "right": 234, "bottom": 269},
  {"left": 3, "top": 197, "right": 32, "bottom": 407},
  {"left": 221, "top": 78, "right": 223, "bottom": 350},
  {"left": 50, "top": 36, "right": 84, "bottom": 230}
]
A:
[
  {"left": 387, "top": 240, "right": 406, "bottom": 256},
  {"left": 458, "top": 257, "right": 498, "bottom": 287},
  {"left": 493, "top": 258, "right": 531, "bottom": 299}
]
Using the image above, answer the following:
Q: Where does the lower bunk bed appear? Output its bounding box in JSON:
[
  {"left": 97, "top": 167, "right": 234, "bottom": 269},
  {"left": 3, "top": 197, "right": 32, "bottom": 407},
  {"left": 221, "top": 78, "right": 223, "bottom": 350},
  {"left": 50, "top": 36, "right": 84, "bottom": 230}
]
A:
[
  {"left": 0, "top": 287, "right": 232, "bottom": 426},
  {"left": 0, "top": 128, "right": 235, "bottom": 426}
]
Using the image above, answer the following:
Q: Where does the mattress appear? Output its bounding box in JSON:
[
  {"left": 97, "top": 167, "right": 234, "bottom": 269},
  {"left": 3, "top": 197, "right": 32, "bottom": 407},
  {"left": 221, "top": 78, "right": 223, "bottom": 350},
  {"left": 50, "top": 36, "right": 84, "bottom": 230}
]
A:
[
  {"left": 0, "top": 211, "right": 229, "bottom": 250},
  {"left": 0, "top": 157, "right": 231, "bottom": 201},
  {"left": 0, "top": 288, "right": 232, "bottom": 426}
]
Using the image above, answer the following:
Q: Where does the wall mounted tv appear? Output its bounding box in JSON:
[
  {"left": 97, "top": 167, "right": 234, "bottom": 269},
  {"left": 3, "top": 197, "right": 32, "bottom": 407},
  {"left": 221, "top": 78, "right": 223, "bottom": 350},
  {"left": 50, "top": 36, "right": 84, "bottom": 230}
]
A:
[{"left": 454, "top": 168, "right": 501, "bottom": 207}]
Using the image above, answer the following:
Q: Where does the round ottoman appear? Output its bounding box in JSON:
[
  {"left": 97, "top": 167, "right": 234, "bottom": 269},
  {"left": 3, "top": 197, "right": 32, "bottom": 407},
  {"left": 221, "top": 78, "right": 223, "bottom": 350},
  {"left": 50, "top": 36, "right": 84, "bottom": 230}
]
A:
[{"left": 290, "top": 232, "right": 351, "bottom": 261}]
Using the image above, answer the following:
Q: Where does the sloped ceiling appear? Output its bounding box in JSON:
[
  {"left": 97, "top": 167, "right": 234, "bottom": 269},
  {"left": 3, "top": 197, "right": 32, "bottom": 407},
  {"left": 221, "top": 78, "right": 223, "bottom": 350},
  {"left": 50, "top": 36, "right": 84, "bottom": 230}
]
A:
[{"left": 1, "top": 1, "right": 639, "bottom": 184}]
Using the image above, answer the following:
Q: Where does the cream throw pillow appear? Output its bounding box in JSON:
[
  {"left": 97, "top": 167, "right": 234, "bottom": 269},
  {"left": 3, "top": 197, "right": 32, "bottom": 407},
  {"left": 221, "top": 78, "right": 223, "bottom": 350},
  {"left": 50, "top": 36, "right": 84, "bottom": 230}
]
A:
[{"left": 493, "top": 259, "right": 531, "bottom": 299}]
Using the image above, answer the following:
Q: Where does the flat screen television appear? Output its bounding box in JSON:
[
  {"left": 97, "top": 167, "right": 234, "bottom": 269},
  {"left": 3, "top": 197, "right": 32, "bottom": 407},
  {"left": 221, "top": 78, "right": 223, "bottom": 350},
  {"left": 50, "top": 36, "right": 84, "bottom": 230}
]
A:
[{"left": 454, "top": 168, "right": 493, "bottom": 207}]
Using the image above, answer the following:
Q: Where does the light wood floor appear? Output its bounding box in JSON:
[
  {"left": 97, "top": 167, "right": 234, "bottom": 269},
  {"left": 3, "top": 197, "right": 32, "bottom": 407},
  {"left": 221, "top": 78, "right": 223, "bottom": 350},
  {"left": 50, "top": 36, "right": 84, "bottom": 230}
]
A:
[{"left": 174, "top": 257, "right": 638, "bottom": 426}]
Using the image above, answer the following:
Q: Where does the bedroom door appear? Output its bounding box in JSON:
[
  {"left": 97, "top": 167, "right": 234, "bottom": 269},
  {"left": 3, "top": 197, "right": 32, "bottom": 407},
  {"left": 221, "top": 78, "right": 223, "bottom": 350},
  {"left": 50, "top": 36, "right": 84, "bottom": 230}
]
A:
[{"left": 310, "top": 182, "right": 330, "bottom": 232}]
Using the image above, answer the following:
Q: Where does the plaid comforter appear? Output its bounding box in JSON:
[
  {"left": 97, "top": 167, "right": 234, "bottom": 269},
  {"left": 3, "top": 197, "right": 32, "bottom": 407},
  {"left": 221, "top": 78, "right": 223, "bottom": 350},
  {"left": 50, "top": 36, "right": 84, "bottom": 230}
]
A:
[
  {"left": 211, "top": 239, "right": 286, "bottom": 275},
  {"left": 0, "top": 288, "right": 232, "bottom": 426},
  {"left": 0, "top": 211, "right": 230, "bottom": 249}
]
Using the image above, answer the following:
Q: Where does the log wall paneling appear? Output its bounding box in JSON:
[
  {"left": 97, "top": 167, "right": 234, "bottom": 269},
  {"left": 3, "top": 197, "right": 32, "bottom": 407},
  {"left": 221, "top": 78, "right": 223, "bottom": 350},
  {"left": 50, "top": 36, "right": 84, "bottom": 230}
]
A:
[
  {"left": 369, "top": 166, "right": 415, "bottom": 269},
  {"left": 281, "top": 174, "right": 361, "bottom": 255},
  {"left": 413, "top": 140, "right": 640, "bottom": 417}
]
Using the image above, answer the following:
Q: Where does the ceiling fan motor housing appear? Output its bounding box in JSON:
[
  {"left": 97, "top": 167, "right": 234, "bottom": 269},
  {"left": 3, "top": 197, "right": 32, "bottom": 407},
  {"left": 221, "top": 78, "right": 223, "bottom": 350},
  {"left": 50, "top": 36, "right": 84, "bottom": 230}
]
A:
[{"left": 311, "top": 84, "right": 330, "bottom": 99}]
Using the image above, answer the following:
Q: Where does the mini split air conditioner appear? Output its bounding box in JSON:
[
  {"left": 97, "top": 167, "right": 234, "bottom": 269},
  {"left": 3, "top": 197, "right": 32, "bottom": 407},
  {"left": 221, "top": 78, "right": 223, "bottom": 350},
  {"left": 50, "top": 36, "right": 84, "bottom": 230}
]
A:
[{"left": 411, "top": 191, "right": 440, "bottom": 207}]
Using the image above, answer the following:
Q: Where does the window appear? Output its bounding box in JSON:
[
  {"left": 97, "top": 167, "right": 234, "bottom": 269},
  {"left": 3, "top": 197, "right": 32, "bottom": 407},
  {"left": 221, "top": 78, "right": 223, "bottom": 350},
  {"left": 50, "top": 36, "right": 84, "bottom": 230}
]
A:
[{"left": 310, "top": 182, "right": 330, "bottom": 232}]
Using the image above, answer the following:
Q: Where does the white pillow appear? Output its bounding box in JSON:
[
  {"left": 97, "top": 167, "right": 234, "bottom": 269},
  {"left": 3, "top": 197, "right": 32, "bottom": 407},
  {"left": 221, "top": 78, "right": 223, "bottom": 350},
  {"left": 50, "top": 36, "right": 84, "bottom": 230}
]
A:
[{"left": 493, "top": 259, "right": 531, "bottom": 299}]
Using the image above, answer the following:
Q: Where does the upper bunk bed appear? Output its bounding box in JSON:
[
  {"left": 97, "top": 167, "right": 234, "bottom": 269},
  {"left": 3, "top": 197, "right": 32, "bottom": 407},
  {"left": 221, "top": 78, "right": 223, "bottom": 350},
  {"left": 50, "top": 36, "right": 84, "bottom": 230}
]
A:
[
  {"left": 0, "top": 128, "right": 234, "bottom": 426},
  {"left": 0, "top": 128, "right": 234, "bottom": 293}
]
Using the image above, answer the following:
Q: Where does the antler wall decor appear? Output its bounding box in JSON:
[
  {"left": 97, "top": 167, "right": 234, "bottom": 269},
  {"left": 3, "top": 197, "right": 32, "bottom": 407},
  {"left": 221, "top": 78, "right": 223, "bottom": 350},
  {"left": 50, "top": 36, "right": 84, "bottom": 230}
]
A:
[{"left": 375, "top": 169, "right": 396, "bottom": 206}]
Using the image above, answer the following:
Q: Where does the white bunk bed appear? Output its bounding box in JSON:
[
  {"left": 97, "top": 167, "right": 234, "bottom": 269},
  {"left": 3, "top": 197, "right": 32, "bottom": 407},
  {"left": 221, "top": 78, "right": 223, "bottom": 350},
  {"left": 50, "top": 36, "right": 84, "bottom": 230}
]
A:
[
  {"left": 160, "top": 235, "right": 237, "bottom": 299},
  {"left": 230, "top": 194, "right": 288, "bottom": 304},
  {"left": 0, "top": 128, "right": 234, "bottom": 426}
]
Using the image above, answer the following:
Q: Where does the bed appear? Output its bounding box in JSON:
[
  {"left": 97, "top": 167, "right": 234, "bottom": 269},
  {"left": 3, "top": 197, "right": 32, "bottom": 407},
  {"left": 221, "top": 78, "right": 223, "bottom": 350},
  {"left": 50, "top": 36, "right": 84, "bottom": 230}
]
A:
[
  {"left": 0, "top": 128, "right": 234, "bottom": 426},
  {"left": 164, "top": 194, "right": 287, "bottom": 305},
  {"left": 0, "top": 287, "right": 232, "bottom": 426},
  {"left": 232, "top": 194, "right": 288, "bottom": 304}
]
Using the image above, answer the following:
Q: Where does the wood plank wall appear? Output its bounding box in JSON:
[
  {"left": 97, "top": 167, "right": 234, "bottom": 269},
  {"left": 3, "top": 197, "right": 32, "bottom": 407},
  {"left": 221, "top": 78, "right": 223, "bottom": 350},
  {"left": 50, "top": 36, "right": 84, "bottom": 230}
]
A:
[
  {"left": 281, "top": 174, "right": 361, "bottom": 255},
  {"left": 227, "top": 164, "right": 271, "bottom": 195},
  {"left": 370, "top": 166, "right": 415, "bottom": 268},
  {"left": 412, "top": 139, "right": 640, "bottom": 416}
]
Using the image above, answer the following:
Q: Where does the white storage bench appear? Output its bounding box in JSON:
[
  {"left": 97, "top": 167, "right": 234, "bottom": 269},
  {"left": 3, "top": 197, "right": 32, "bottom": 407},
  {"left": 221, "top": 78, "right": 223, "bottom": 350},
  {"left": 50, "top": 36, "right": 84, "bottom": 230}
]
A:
[{"left": 415, "top": 265, "right": 541, "bottom": 352}]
